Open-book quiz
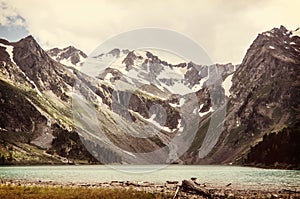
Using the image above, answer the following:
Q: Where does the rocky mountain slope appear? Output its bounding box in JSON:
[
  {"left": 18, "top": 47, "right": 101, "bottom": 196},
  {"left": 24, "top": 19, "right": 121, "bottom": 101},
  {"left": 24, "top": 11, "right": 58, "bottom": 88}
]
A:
[
  {"left": 47, "top": 46, "right": 87, "bottom": 69},
  {"left": 0, "top": 26, "right": 299, "bottom": 168},
  {"left": 184, "top": 26, "right": 300, "bottom": 169},
  {"left": 0, "top": 36, "right": 97, "bottom": 164}
]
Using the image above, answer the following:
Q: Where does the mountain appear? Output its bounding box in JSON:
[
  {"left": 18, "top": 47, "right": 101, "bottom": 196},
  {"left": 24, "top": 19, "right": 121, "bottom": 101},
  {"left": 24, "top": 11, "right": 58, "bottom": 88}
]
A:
[
  {"left": 0, "top": 36, "right": 96, "bottom": 164},
  {"left": 183, "top": 25, "right": 300, "bottom": 169},
  {"left": 47, "top": 46, "right": 87, "bottom": 69},
  {"left": 0, "top": 35, "right": 234, "bottom": 165},
  {"left": 73, "top": 48, "right": 237, "bottom": 164},
  {"left": 0, "top": 26, "right": 299, "bottom": 168},
  {"left": 94, "top": 48, "right": 235, "bottom": 96}
]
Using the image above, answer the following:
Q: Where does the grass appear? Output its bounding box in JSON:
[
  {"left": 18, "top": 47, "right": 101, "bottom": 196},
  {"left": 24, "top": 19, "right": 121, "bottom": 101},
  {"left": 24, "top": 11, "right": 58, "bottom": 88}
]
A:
[
  {"left": 187, "top": 118, "right": 210, "bottom": 155},
  {"left": 0, "top": 142, "right": 63, "bottom": 165},
  {"left": 0, "top": 184, "right": 171, "bottom": 199}
]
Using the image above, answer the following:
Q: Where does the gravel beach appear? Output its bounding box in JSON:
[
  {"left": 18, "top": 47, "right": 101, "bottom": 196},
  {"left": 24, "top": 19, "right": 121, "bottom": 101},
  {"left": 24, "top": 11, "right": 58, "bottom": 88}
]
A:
[{"left": 1, "top": 178, "right": 299, "bottom": 199}]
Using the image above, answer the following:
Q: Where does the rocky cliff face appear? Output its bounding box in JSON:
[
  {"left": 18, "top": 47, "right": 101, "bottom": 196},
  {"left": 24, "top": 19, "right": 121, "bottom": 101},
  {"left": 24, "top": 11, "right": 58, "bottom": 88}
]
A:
[
  {"left": 0, "top": 26, "right": 299, "bottom": 168},
  {"left": 186, "top": 26, "right": 300, "bottom": 169}
]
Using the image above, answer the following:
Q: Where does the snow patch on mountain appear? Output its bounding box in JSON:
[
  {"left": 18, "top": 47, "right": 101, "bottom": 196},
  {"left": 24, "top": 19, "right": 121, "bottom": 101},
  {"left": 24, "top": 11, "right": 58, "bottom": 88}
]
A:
[
  {"left": 192, "top": 75, "right": 209, "bottom": 92},
  {"left": 222, "top": 73, "right": 233, "bottom": 97},
  {"left": 0, "top": 43, "right": 16, "bottom": 65},
  {"left": 0, "top": 43, "right": 43, "bottom": 96},
  {"left": 147, "top": 49, "right": 186, "bottom": 65},
  {"left": 96, "top": 52, "right": 128, "bottom": 74},
  {"left": 130, "top": 110, "right": 173, "bottom": 133},
  {"left": 147, "top": 114, "right": 172, "bottom": 132},
  {"left": 157, "top": 66, "right": 184, "bottom": 80},
  {"left": 169, "top": 98, "right": 186, "bottom": 108},
  {"left": 162, "top": 81, "right": 192, "bottom": 95},
  {"left": 199, "top": 107, "right": 214, "bottom": 117},
  {"left": 60, "top": 58, "right": 76, "bottom": 68},
  {"left": 269, "top": 45, "right": 275, "bottom": 49}
]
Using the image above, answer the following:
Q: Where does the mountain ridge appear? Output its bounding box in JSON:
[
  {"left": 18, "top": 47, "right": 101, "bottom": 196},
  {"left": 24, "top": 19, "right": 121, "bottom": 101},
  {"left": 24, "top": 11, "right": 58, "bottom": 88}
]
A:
[
  {"left": 0, "top": 26, "right": 299, "bottom": 168},
  {"left": 186, "top": 25, "right": 300, "bottom": 168},
  {"left": 47, "top": 45, "right": 87, "bottom": 69}
]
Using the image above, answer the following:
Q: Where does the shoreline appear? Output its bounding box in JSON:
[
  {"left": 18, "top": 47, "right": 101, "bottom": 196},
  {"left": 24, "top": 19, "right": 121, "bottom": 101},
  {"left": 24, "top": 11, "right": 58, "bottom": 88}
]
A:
[
  {"left": 1, "top": 178, "right": 299, "bottom": 199},
  {"left": 1, "top": 161, "right": 299, "bottom": 171},
  {"left": 1, "top": 163, "right": 299, "bottom": 171}
]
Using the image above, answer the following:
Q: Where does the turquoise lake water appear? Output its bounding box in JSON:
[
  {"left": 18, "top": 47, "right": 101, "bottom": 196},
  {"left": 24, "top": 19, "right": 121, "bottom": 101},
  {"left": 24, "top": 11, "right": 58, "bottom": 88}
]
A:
[{"left": 1, "top": 165, "right": 299, "bottom": 190}]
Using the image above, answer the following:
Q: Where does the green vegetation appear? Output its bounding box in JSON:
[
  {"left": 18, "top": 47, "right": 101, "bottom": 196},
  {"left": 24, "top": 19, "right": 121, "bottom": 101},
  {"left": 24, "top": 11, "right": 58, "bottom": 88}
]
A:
[
  {"left": 272, "top": 107, "right": 282, "bottom": 123},
  {"left": 187, "top": 118, "right": 210, "bottom": 155},
  {"left": 0, "top": 184, "right": 170, "bottom": 199},
  {"left": 244, "top": 122, "right": 300, "bottom": 169},
  {"left": 227, "top": 125, "right": 247, "bottom": 144},
  {"left": 29, "top": 91, "right": 73, "bottom": 129},
  {"left": 0, "top": 142, "right": 63, "bottom": 165}
]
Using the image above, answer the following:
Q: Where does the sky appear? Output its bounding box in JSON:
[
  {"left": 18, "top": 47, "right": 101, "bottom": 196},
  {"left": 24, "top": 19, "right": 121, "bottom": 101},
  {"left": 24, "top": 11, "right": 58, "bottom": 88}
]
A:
[{"left": 0, "top": 0, "right": 299, "bottom": 64}]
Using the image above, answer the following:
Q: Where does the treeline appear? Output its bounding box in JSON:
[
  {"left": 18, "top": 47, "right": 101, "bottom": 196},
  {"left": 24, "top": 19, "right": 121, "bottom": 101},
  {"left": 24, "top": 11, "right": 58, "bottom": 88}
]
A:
[
  {"left": 0, "top": 145, "right": 13, "bottom": 165},
  {"left": 244, "top": 122, "right": 300, "bottom": 169},
  {"left": 50, "top": 124, "right": 99, "bottom": 163},
  {"left": 50, "top": 124, "right": 122, "bottom": 164}
]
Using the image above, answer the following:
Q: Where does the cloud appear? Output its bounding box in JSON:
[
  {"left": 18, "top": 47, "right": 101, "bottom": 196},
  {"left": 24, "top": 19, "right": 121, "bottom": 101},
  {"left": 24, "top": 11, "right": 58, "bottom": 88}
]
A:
[
  {"left": 3, "top": 0, "right": 300, "bottom": 64},
  {"left": 0, "top": 1, "right": 25, "bottom": 26}
]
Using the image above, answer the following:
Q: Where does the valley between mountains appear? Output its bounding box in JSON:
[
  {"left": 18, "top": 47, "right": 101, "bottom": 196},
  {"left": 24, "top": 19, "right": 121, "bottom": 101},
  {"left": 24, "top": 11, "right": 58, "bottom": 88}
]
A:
[{"left": 0, "top": 26, "right": 299, "bottom": 169}]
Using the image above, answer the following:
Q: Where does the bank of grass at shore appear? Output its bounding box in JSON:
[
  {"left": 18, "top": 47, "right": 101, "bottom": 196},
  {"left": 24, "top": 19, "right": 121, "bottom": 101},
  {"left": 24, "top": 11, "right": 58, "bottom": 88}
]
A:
[{"left": 0, "top": 184, "right": 171, "bottom": 199}]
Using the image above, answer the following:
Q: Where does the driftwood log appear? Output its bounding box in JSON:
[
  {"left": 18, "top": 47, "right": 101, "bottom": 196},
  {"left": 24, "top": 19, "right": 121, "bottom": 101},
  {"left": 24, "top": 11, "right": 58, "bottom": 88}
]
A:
[{"left": 180, "top": 180, "right": 212, "bottom": 199}]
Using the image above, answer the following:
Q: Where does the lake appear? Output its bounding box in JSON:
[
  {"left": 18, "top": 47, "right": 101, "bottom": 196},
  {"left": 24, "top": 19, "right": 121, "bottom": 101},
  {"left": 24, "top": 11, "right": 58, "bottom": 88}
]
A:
[{"left": 0, "top": 165, "right": 299, "bottom": 190}]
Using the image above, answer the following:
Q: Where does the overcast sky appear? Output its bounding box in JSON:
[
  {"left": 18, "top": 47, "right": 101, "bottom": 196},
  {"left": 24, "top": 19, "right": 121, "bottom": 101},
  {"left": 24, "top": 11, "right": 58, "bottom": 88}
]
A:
[{"left": 0, "top": 0, "right": 299, "bottom": 64}]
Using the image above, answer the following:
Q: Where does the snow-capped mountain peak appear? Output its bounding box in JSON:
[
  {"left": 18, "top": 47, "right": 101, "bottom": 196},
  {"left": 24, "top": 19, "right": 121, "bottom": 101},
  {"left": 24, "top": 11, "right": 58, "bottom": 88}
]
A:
[
  {"left": 47, "top": 46, "right": 87, "bottom": 69},
  {"left": 91, "top": 48, "right": 236, "bottom": 96}
]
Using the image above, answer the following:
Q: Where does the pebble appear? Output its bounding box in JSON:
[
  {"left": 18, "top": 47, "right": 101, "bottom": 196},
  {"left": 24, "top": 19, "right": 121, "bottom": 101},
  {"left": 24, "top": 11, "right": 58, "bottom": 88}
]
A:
[{"left": 1, "top": 178, "right": 298, "bottom": 198}]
